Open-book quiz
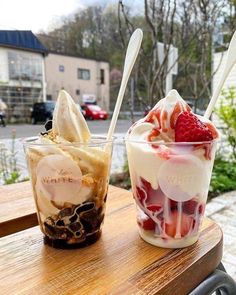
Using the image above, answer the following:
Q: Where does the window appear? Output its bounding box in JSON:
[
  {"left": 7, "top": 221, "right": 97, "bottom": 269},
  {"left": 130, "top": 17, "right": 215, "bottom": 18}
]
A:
[
  {"left": 45, "top": 101, "right": 56, "bottom": 111},
  {"left": 8, "top": 51, "right": 43, "bottom": 82},
  {"left": 59, "top": 65, "right": 64, "bottom": 72},
  {"left": 100, "top": 69, "right": 105, "bottom": 84},
  {"left": 76, "top": 89, "right": 80, "bottom": 95},
  {"left": 78, "top": 68, "right": 90, "bottom": 80}
]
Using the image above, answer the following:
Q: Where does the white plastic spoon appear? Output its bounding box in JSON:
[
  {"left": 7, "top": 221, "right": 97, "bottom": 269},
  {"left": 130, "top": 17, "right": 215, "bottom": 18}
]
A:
[
  {"left": 106, "top": 28, "right": 143, "bottom": 140},
  {"left": 204, "top": 30, "right": 236, "bottom": 119}
]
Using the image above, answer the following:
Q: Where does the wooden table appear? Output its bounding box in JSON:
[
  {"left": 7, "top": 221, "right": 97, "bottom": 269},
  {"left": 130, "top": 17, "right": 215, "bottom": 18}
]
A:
[
  {"left": 0, "top": 182, "right": 37, "bottom": 237},
  {"left": 0, "top": 182, "right": 223, "bottom": 295}
]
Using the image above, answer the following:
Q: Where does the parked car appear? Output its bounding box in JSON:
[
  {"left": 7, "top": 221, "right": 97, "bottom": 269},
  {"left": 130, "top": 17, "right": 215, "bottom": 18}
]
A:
[
  {"left": 31, "top": 101, "right": 55, "bottom": 124},
  {"left": 77, "top": 104, "right": 86, "bottom": 116},
  {"left": 81, "top": 104, "right": 108, "bottom": 120}
]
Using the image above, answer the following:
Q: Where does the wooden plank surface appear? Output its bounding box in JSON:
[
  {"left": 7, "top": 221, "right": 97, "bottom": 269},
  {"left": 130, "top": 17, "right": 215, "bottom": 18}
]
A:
[
  {"left": 0, "top": 182, "right": 121, "bottom": 238},
  {"left": 0, "top": 185, "right": 223, "bottom": 295},
  {"left": 0, "top": 182, "right": 38, "bottom": 237}
]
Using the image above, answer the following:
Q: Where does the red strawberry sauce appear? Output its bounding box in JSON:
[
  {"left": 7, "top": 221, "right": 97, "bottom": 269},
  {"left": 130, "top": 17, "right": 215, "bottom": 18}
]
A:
[{"left": 135, "top": 178, "right": 205, "bottom": 240}]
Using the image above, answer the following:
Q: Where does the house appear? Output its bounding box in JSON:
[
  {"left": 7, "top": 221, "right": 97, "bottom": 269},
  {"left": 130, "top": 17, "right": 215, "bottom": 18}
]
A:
[
  {"left": 0, "top": 30, "right": 47, "bottom": 121},
  {"left": 44, "top": 52, "right": 110, "bottom": 111},
  {"left": 0, "top": 30, "right": 110, "bottom": 122}
]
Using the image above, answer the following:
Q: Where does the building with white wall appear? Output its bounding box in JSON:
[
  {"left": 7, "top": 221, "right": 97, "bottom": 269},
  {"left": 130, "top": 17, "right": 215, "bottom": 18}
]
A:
[
  {"left": 44, "top": 52, "right": 110, "bottom": 111},
  {"left": 0, "top": 30, "right": 110, "bottom": 122},
  {"left": 0, "top": 30, "right": 47, "bottom": 120}
]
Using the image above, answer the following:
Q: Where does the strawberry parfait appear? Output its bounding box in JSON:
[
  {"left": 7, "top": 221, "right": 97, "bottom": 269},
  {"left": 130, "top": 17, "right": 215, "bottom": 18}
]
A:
[{"left": 126, "top": 89, "right": 219, "bottom": 248}]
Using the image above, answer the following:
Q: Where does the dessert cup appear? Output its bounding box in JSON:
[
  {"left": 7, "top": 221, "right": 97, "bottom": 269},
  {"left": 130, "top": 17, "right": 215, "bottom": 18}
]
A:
[
  {"left": 24, "top": 136, "right": 113, "bottom": 249},
  {"left": 125, "top": 139, "right": 218, "bottom": 248}
]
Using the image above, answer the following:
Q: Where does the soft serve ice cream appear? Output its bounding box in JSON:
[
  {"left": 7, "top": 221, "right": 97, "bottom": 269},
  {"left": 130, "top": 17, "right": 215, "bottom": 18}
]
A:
[
  {"left": 126, "top": 89, "right": 219, "bottom": 248},
  {"left": 25, "top": 90, "right": 112, "bottom": 248}
]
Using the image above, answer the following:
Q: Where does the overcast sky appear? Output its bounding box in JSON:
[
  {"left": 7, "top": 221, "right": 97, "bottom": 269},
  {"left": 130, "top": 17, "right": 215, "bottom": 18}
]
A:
[{"left": 0, "top": 0, "right": 143, "bottom": 33}]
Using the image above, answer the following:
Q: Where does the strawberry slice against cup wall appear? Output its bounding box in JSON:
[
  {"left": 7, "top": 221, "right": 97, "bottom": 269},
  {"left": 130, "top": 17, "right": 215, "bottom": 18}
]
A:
[{"left": 126, "top": 89, "right": 219, "bottom": 248}]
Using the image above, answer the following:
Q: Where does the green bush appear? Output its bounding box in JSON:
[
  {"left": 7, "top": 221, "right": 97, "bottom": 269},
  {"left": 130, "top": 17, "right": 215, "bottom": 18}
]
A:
[
  {"left": 209, "top": 155, "right": 236, "bottom": 197},
  {"left": 0, "top": 130, "right": 28, "bottom": 185},
  {"left": 216, "top": 88, "right": 236, "bottom": 160},
  {"left": 109, "top": 159, "right": 131, "bottom": 190}
]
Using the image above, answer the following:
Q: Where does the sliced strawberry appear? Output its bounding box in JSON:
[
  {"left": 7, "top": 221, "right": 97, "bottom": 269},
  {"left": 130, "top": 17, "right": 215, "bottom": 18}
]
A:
[
  {"left": 165, "top": 220, "right": 176, "bottom": 238},
  {"left": 135, "top": 178, "right": 152, "bottom": 203},
  {"left": 147, "top": 204, "right": 162, "bottom": 212},
  {"left": 136, "top": 187, "right": 146, "bottom": 203},
  {"left": 138, "top": 216, "right": 156, "bottom": 231},
  {"left": 205, "top": 122, "right": 219, "bottom": 139},
  {"left": 148, "top": 128, "right": 160, "bottom": 141},
  {"left": 170, "top": 199, "right": 178, "bottom": 212},
  {"left": 183, "top": 199, "right": 198, "bottom": 215},
  {"left": 175, "top": 111, "right": 213, "bottom": 142},
  {"left": 157, "top": 148, "right": 173, "bottom": 160},
  {"left": 165, "top": 211, "right": 193, "bottom": 238},
  {"left": 198, "top": 203, "right": 205, "bottom": 215},
  {"left": 180, "top": 213, "right": 194, "bottom": 237},
  {"left": 146, "top": 108, "right": 161, "bottom": 126},
  {"left": 193, "top": 142, "right": 213, "bottom": 160},
  {"left": 183, "top": 199, "right": 205, "bottom": 216},
  {"left": 136, "top": 178, "right": 163, "bottom": 205},
  {"left": 141, "top": 177, "right": 152, "bottom": 192}
]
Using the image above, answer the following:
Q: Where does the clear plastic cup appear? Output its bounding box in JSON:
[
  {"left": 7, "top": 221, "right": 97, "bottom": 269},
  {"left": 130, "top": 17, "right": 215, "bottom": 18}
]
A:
[
  {"left": 24, "top": 136, "right": 113, "bottom": 249},
  {"left": 125, "top": 139, "right": 218, "bottom": 248}
]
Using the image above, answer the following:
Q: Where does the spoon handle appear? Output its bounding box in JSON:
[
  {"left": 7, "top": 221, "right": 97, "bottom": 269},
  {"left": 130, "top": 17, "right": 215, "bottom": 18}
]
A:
[
  {"left": 204, "top": 31, "right": 236, "bottom": 119},
  {"left": 106, "top": 29, "right": 143, "bottom": 140}
]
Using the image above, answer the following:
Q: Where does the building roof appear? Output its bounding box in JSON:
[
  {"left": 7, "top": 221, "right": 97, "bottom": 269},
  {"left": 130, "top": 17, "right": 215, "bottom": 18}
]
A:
[
  {"left": 0, "top": 30, "right": 47, "bottom": 54},
  {"left": 48, "top": 50, "right": 109, "bottom": 63}
]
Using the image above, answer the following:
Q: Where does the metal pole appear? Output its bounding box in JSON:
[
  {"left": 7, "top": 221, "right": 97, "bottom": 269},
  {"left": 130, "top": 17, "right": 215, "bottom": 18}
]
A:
[{"left": 42, "top": 55, "right": 46, "bottom": 102}]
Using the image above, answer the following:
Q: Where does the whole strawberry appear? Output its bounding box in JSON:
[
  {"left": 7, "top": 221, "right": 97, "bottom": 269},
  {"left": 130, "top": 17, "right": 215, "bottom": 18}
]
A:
[{"left": 175, "top": 111, "right": 213, "bottom": 142}]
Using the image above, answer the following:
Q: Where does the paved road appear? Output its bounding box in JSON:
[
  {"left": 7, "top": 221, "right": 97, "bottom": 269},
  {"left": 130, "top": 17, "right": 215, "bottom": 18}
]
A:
[
  {"left": 0, "top": 119, "right": 139, "bottom": 139},
  {"left": 0, "top": 119, "right": 136, "bottom": 181}
]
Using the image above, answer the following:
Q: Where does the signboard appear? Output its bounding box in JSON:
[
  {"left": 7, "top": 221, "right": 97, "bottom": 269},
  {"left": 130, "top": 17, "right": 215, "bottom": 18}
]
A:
[
  {"left": 157, "top": 42, "right": 178, "bottom": 95},
  {"left": 82, "top": 94, "right": 96, "bottom": 104}
]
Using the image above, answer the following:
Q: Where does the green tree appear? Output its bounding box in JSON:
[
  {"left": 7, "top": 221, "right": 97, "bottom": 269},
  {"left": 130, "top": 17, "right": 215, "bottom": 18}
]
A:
[{"left": 216, "top": 88, "right": 236, "bottom": 160}]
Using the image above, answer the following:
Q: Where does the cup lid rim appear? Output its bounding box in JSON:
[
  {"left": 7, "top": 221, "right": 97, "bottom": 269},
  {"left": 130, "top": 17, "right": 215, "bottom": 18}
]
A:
[
  {"left": 124, "top": 137, "right": 219, "bottom": 145},
  {"left": 23, "top": 135, "right": 115, "bottom": 146}
]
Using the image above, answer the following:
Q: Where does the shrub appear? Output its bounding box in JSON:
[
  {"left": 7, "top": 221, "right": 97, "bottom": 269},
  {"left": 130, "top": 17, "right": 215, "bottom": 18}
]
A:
[
  {"left": 0, "top": 130, "right": 27, "bottom": 185},
  {"left": 209, "top": 154, "right": 236, "bottom": 198},
  {"left": 216, "top": 88, "right": 236, "bottom": 160}
]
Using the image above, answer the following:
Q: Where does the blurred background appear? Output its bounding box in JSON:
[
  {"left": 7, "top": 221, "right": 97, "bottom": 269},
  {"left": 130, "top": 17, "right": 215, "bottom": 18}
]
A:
[{"left": 0, "top": 0, "right": 236, "bottom": 123}]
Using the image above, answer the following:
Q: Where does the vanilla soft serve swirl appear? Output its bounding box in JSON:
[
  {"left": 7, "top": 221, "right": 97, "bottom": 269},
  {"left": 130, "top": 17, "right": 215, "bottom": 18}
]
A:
[
  {"left": 26, "top": 90, "right": 111, "bottom": 222},
  {"left": 53, "top": 90, "right": 91, "bottom": 142}
]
